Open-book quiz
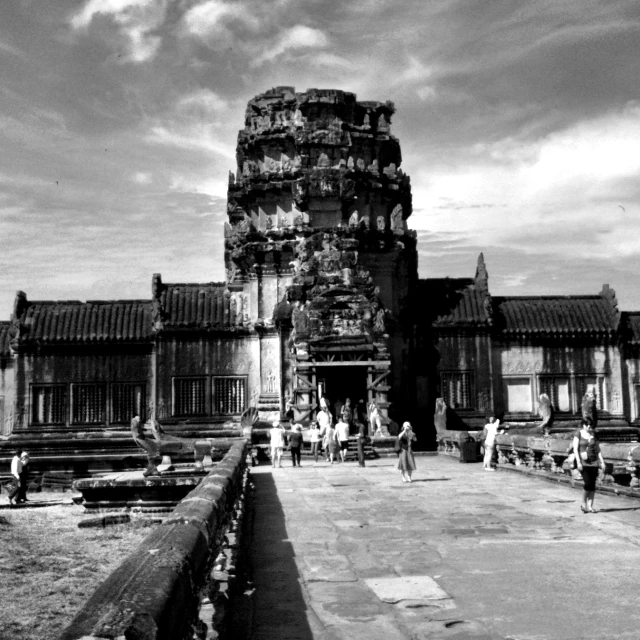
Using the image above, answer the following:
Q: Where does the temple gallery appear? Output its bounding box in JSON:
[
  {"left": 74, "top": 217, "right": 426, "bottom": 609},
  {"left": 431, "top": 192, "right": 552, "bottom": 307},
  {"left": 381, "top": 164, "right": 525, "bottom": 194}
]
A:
[{"left": 2, "top": 87, "right": 640, "bottom": 474}]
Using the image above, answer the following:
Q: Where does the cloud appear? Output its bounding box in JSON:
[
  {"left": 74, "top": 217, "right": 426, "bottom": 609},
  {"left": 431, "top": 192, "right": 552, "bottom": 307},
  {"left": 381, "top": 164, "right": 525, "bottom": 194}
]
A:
[
  {"left": 254, "top": 26, "right": 329, "bottom": 65},
  {"left": 182, "top": 0, "right": 259, "bottom": 39},
  {"left": 70, "top": 0, "right": 168, "bottom": 62}
]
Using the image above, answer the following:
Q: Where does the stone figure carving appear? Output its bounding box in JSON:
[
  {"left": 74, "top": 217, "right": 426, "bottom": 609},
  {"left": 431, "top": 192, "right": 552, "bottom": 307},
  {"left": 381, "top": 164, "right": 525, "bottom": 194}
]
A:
[
  {"left": 368, "top": 159, "right": 379, "bottom": 174},
  {"left": 317, "top": 153, "right": 331, "bottom": 168},
  {"left": 294, "top": 109, "right": 304, "bottom": 126},
  {"left": 266, "top": 370, "right": 277, "bottom": 394},
  {"left": 378, "top": 113, "right": 390, "bottom": 132},
  {"left": 373, "top": 308, "right": 386, "bottom": 335},
  {"left": 383, "top": 163, "right": 397, "bottom": 179},
  {"left": 376, "top": 215, "right": 386, "bottom": 232},
  {"left": 348, "top": 210, "right": 359, "bottom": 228},
  {"left": 356, "top": 158, "right": 365, "bottom": 170},
  {"left": 360, "top": 215, "right": 370, "bottom": 230},
  {"left": 347, "top": 156, "right": 355, "bottom": 169},
  {"left": 582, "top": 389, "right": 598, "bottom": 427},
  {"left": 363, "top": 113, "right": 370, "bottom": 128},
  {"left": 390, "top": 204, "right": 404, "bottom": 235},
  {"left": 537, "top": 393, "right": 554, "bottom": 435}
]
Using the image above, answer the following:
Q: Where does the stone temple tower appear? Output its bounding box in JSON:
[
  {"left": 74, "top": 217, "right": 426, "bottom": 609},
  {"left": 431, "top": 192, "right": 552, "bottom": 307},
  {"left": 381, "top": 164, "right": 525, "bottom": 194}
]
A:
[{"left": 226, "top": 87, "right": 419, "bottom": 429}]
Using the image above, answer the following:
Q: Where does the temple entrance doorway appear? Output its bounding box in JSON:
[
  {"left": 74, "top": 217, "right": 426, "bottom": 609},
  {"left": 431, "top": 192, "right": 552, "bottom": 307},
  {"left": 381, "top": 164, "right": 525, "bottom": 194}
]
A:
[{"left": 316, "top": 365, "right": 367, "bottom": 419}]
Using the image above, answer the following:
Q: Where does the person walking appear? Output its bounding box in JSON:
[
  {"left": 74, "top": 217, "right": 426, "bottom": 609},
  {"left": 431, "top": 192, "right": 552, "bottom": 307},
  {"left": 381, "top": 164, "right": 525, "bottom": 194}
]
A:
[
  {"left": 288, "top": 424, "right": 303, "bottom": 467},
  {"left": 308, "top": 421, "right": 321, "bottom": 463},
  {"left": 397, "top": 422, "right": 417, "bottom": 482},
  {"left": 269, "top": 420, "right": 286, "bottom": 469},
  {"left": 323, "top": 423, "right": 338, "bottom": 464},
  {"left": 8, "top": 450, "right": 23, "bottom": 506},
  {"left": 318, "top": 405, "right": 332, "bottom": 462},
  {"left": 335, "top": 417, "right": 350, "bottom": 462},
  {"left": 573, "top": 417, "right": 605, "bottom": 513},
  {"left": 482, "top": 416, "right": 503, "bottom": 471},
  {"left": 355, "top": 420, "right": 367, "bottom": 467},
  {"left": 17, "top": 450, "right": 30, "bottom": 503}
]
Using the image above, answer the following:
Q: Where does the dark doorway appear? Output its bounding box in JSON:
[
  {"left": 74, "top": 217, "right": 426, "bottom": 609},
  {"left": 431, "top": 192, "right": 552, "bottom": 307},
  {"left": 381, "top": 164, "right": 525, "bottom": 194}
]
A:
[{"left": 316, "top": 365, "right": 367, "bottom": 414}]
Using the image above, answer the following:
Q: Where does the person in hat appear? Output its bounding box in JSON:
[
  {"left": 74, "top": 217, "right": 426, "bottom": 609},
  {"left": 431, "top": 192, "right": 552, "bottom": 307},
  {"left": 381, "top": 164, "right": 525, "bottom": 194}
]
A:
[{"left": 397, "top": 422, "right": 417, "bottom": 482}]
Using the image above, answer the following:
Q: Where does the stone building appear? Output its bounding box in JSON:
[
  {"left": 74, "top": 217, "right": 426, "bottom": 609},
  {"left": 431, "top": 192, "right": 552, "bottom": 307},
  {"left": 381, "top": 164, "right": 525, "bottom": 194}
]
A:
[{"left": 1, "top": 86, "right": 639, "bottom": 473}]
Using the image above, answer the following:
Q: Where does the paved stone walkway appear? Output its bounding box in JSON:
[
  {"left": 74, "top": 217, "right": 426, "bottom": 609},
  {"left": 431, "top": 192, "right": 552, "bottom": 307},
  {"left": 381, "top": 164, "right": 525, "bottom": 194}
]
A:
[{"left": 235, "top": 455, "right": 640, "bottom": 640}]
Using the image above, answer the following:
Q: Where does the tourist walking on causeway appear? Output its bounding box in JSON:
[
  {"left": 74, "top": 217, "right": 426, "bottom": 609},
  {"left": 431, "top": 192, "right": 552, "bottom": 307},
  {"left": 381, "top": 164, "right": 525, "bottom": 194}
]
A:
[
  {"left": 573, "top": 417, "right": 605, "bottom": 513},
  {"left": 335, "top": 417, "right": 350, "bottom": 462},
  {"left": 270, "top": 421, "right": 286, "bottom": 469},
  {"left": 482, "top": 416, "right": 503, "bottom": 471},
  {"left": 355, "top": 420, "right": 367, "bottom": 467},
  {"left": 8, "top": 450, "right": 23, "bottom": 506},
  {"left": 17, "top": 450, "right": 30, "bottom": 503},
  {"left": 397, "top": 422, "right": 417, "bottom": 482},
  {"left": 288, "top": 424, "right": 304, "bottom": 467},
  {"left": 308, "top": 421, "right": 321, "bottom": 463},
  {"left": 317, "top": 403, "right": 332, "bottom": 461},
  {"left": 323, "top": 422, "right": 338, "bottom": 464}
]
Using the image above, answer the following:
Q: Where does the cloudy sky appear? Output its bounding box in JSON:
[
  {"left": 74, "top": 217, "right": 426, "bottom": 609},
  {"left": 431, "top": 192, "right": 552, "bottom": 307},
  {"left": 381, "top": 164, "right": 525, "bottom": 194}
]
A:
[{"left": 1, "top": 0, "right": 640, "bottom": 318}]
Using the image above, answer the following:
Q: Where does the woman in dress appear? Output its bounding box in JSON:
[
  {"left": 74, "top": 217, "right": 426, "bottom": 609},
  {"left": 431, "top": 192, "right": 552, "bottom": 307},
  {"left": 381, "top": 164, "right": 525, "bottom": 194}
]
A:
[
  {"left": 573, "top": 417, "right": 605, "bottom": 513},
  {"left": 397, "top": 421, "right": 417, "bottom": 482}
]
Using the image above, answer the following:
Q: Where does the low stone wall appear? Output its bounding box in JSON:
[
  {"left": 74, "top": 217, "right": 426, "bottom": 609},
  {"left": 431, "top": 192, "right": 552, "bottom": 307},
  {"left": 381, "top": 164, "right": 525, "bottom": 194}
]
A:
[
  {"left": 438, "top": 429, "right": 640, "bottom": 495},
  {"left": 58, "top": 440, "right": 249, "bottom": 640}
]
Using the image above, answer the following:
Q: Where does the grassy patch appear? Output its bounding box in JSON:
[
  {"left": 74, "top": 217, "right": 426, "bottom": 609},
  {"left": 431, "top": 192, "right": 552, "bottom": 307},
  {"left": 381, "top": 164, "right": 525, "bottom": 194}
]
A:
[{"left": 0, "top": 495, "right": 157, "bottom": 640}]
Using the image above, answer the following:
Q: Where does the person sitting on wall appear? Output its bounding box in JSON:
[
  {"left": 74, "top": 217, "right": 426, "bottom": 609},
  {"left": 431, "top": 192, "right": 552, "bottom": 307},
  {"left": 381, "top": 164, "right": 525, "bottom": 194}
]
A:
[{"left": 131, "top": 415, "right": 160, "bottom": 477}]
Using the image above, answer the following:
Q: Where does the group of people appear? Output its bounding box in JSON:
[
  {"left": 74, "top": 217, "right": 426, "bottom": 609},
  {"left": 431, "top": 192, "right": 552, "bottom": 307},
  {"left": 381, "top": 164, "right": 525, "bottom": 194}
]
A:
[
  {"left": 7, "top": 449, "right": 30, "bottom": 506},
  {"left": 269, "top": 414, "right": 369, "bottom": 468},
  {"left": 481, "top": 414, "right": 606, "bottom": 513}
]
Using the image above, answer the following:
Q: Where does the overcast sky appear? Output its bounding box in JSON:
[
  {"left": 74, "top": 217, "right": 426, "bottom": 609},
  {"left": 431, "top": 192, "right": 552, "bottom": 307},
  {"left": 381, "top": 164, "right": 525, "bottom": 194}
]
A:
[{"left": 1, "top": 0, "right": 640, "bottom": 318}]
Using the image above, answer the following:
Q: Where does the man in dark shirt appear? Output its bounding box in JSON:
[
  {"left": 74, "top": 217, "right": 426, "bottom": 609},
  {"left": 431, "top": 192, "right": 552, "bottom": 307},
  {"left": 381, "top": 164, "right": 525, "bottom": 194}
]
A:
[{"left": 288, "top": 424, "right": 304, "bottom": 467}]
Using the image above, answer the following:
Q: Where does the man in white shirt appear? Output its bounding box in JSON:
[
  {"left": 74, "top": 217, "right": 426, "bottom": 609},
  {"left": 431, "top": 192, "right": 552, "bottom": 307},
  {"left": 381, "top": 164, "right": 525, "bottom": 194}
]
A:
[
  {"left": 269, "top": 421, "right": 286, "bottom": 469},
  {"left": 482, "top": 416, "right": 502, "bottom": 471},
  {"left": 335, "top": 419, "right": 350, "bottom": 462},
  {"left": 317, "top": 405, "right": 332, "bottom": 461},
  {"left": 8, "top": 450, "right": 23, "bottom": 506}
]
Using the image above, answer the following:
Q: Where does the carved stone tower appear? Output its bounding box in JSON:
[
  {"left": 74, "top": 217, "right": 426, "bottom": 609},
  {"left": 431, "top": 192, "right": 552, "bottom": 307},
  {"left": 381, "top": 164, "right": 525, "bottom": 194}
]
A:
[{"left": 226, "top": 87, "right": 418, "bottom": 427}]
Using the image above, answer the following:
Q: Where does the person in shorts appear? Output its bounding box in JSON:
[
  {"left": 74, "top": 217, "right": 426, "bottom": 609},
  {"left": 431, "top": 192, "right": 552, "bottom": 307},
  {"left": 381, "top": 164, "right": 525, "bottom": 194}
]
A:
[
  {"left": 335, "top": 418, "right": 350, "bottom": 462},
  {"left": 308, "top": 421, "right": 321, "bottom": 463}
]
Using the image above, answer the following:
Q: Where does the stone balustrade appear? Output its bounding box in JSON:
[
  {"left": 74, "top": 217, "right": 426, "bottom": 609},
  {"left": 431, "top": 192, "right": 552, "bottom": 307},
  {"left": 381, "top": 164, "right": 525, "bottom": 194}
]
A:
[
  {"left": 58, "top": 440, "right": 249, "bottom": 640},
  {"left": 437, "top": 428, "right": 640, "bottom": 495}
]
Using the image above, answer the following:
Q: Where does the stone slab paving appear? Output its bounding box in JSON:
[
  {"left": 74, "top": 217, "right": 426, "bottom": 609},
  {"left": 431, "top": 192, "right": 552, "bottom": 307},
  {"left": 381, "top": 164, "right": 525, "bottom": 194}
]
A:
[{"left": 237, "top": 456, "right": 640, "bottom": 640}]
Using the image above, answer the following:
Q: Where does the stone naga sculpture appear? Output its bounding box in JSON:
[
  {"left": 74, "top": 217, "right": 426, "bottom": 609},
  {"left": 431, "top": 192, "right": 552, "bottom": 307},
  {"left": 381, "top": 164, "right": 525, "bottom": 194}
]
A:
[
  {"left": 582, "top": 390, "right": 598, "bottom": 427},
  {"left": 537, "top": 393, "right": 554, "bottom": 435}
]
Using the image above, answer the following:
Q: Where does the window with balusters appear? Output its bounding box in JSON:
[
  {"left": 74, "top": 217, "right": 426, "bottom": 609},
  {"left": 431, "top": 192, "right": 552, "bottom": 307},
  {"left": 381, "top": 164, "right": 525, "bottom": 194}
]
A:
[
  {"left": 440, "top": 371, "right": 474, "bottom": 410},
  {"left": 32, "top": 385, "right": 67, "bottom": 425},
  {"left": 212, "top": 376, "right": 246, "bottom": 415},
  {"left": 538, "top": 376, "right": 571, "bottom": 412},
  {"left": 575, "top": 376, "right": 607, "bottom": 412},
  {"left": 111, "top": 383, "right": 145, "bottom": 423},
  {"left": 72, "top": 384, "right": 106, "bottom": 424},
  {"left": 173, "top": 377, "right": 207, "bottom": 416}
]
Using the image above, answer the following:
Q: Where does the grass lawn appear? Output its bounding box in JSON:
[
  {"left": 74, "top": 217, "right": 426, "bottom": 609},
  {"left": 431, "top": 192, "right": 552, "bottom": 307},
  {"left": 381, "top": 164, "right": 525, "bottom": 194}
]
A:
[{"left": 0, "top": 494, "right": 158, "bottom": 640}]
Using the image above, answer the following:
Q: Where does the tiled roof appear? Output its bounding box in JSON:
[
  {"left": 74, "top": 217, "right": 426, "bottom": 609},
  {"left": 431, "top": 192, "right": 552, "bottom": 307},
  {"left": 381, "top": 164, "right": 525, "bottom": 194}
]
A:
[
  {"left": 419, "top": 279, "right": 492, "bottom": 327},
  {"left": 0, "top": 321, "right": 12, "bottom": 358},
  {"left": 19, "top": 300, "right": 153, "bottom": 344},
  {"left": 159, "top": 283, "right": 251, "bottom": 330},
  {"left": 493, "top": 296, "right": 618, "bottom": 336}
]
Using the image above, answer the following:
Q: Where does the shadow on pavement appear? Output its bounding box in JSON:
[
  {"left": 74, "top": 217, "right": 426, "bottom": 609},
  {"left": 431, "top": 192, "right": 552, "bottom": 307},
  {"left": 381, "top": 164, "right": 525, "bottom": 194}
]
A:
[
  {"left": 230, "top": 469, "right": 315, "bottom": 640},
  {"left": 596, "top": 506, "right": 640, "bottom": 513}
]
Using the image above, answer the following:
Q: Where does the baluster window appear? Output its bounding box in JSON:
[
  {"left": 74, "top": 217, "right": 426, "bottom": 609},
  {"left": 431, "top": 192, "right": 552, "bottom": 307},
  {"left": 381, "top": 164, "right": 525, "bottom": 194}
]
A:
[
  {"left": 538, "top": 376, "right": 571, "bottom": 412},
  {"left": 174, "top": 377, "right": 206, "bottom": 416},
  {"left": 32, "top": 385, "right": 67, "bottom": 425},
  {"left": 111, "top": 383, "right": 145, "bottom": 423},
  {"left": 72, "top": 384, "right": 106, "bottom": 424},
  {"left": 441, "top": 372, "right": 474, "bottom": 410},
  {"left": 212, "top": 376, "right": 246, "bottom": 415}
]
